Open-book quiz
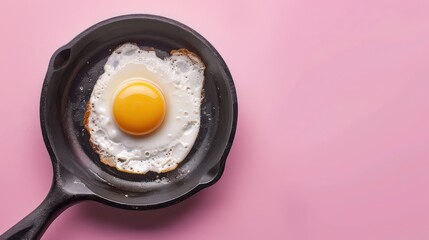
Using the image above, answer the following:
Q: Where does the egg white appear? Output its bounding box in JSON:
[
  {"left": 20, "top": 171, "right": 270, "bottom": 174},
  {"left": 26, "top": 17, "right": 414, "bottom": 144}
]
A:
[{"left": 85, "top": 43, "right": 205, "bottom": 174}]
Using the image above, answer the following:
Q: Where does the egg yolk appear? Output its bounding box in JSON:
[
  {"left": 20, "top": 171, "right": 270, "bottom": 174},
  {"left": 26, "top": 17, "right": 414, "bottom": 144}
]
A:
[{"left": 113, "top": 81, "right": 166, "bottom": 136}]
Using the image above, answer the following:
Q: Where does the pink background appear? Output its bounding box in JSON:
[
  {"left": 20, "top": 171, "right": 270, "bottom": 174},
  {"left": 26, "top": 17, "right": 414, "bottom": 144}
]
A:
[{"left": 1, "top": 0, "right": 429, "bottom": 239}]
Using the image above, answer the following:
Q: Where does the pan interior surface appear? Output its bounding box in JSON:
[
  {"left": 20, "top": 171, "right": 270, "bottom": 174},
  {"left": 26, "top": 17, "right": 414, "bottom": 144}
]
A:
[{"left": 42, "top": 15, "right": 236, "bottom": 208}]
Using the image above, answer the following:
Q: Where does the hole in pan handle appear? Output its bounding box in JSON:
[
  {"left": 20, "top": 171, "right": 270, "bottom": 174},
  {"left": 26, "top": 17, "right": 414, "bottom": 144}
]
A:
[{"left": 0, "top": 167, "right": 90, "bottom": 240}]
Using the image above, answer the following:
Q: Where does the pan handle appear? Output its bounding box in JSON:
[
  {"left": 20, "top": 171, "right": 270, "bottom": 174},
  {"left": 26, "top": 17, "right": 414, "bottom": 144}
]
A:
[{"left": 0, "top": 179, "right": 84, "bottom": 240}]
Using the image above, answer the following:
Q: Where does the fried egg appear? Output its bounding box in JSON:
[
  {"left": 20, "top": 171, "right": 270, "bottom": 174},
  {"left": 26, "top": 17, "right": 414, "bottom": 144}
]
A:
[{"left": 84, "top": 43, "right": 205, "bottom": 174}]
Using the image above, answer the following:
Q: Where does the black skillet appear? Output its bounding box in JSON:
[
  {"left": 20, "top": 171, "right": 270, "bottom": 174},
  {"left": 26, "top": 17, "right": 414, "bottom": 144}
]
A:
[{"left": 1, "top": 14, "right": 237, "bottom": 240}]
